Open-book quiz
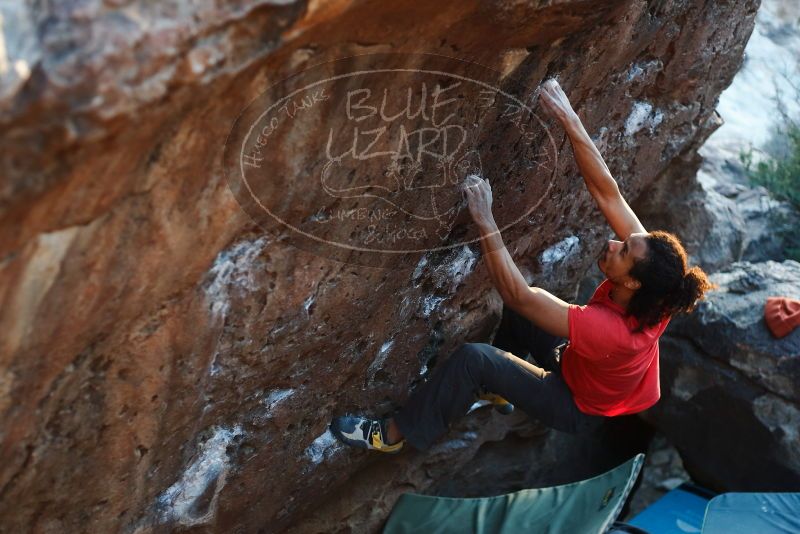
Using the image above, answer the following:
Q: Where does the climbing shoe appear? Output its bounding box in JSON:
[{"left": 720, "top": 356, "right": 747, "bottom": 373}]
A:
[
  {"left": 329, "top": 415, "right": 405, "bottom": 454},
  {"left": 477, "top": 386, "right": 515, "bottom": 415}
]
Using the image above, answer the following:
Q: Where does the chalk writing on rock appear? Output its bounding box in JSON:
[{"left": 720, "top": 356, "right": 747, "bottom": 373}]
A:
[{"left": 224, "top": 53, "right": 560, "bottom": 268}]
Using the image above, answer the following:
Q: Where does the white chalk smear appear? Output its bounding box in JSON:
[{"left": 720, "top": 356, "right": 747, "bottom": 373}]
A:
[
  {"left": 626, "top": 59, "right": 661, "bottom": 82},
  {"left": 411, "top": 253, "right": 429, "bottom": 282},
  {"left": 366, "top": 339, "right": 395, "bottom": 380},
  {"left": 263, "top": 388, "right": 295, "bottom": 411},
  {"left": 205, "top": 237, "right": 268, "bottom": 318},
  {"left": 303, "top": 429, "right": 344, "bottom": 468},
  {"left": 446, "top": 245, "right": 478, "bottom": 288},
  {"left": 410, "top": 245, "right": 477, "bottom": 319},
  {"left": 302, "top": 292, "right": 315, "bottom": 315},
  {"left": 627, "top": 64, "right": 644, "bottom": 81},
  {"left": 421, "top": 295, "right": 446, "bottom": 317},
  {"left": 208, "top": 351, "right": 222, "bottom": 376},
  {"left": 540, "top": 235, "right": 580, "bottom": 265},
  {"left": 429, "top": 245, "right": 479, "bottom": 294},
  {"left": 156, "top": 426, "right": 243, "bottom": 527},
  {"left": 431, "top": 431, "right": 478, "bottom": 453},
  {"left": 624, "top": 101, "right": 664, "bottom": 136}
]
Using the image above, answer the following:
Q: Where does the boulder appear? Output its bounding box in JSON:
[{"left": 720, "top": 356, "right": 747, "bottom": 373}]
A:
[
  {"left": 634, "top": 149, "right": 799, "bottom": 272},
  {"left": 0, "top": 0, "right": 760, "bottom": 532},
  {"left": 641, "top": 260, "right": 800, "bottom": 491}
]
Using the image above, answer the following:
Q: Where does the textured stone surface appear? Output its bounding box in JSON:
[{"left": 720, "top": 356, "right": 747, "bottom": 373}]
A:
[
  {"left": 641, "top": 261, "right": 800, "bottom": 491},
  {"left": 0, "top": 0, "right": 759, "bottom": 532},
  {"left": 634, "top": 150, "right": 799, "bottom": 271}
]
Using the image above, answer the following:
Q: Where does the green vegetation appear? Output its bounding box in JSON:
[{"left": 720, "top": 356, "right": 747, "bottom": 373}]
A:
[
  {"left": 739, "top": 121, "right": 800, "bottom": 210},
  {"left": 738, "top": 71, "right": 800, "bottom": 261}
]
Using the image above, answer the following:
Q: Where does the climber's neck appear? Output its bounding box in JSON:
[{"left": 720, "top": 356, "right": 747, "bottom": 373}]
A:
[{"left": 609, "top": 283, "right": 634, "bottom": 311}]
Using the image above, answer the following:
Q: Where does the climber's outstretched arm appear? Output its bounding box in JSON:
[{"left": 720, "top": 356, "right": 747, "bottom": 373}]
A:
[
  {"left": 539, "top": 79, "right": 646, "bottom": 240},
  {"left": 562, "top": 115, "right": 646, "bottom": 240}
]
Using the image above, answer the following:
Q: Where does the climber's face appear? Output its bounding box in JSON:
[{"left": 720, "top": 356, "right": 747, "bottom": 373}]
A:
[{"left": 597, "top": 233, "right": 649, "bottom": 290}]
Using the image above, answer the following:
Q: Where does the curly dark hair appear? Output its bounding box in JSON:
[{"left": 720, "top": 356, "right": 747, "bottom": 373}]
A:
[{"left": 627, "top": 231, "right": 715, "bottom": 330}]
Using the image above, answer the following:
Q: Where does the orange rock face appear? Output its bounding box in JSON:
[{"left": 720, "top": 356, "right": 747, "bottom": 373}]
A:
[{"left": 0, "top": 0, "right": 758, "bottom": 532}]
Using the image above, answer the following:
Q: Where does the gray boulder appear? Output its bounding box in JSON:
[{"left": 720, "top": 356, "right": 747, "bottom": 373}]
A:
[
  {"left": 642, "top": 260, "right": 800, "bottom": 491},
  {"left": 634, "top": 151, "right": 799, "bottom": 272}
]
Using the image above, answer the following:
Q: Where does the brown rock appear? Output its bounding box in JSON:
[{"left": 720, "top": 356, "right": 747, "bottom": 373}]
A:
[{"left": 0, "top": 0, "right": 759, "bottom": 532}]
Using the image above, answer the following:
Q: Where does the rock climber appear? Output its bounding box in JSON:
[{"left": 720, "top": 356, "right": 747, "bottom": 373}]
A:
[{"left": 329, "top": 78, "right": 714, "bottom": 454}]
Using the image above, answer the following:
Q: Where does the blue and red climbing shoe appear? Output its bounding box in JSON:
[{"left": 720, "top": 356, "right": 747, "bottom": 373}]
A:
[{"left": 330, "top": 415, "right": 405, "bottom": 454}]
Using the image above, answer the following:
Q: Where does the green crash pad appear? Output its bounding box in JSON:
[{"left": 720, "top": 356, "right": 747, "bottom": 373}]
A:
[{"left": 383, "top": 454, "right": 645, "bottom": 534}]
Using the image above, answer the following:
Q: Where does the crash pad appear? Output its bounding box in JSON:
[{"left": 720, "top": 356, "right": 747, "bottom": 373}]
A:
[{"left": 382, "top": 454, "right": 645, "bottom": 534}]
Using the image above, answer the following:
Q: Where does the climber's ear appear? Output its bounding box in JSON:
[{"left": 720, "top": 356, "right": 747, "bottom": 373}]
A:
[{"left": 622, "top": 276, "right": 641, "bottom": 291}]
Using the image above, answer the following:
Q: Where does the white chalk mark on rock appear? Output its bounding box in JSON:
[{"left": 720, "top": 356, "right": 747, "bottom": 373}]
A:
[
  {"left": 263, "top": 388, "right": 295, "bottom": 411},
  {"left": 626, "top": 59, "right": 661, "bottom": 82},
  {"left": 366, "top": 339, "right": 395, "bottom": 381},
  {"left": 540, "top": 235, "right": 580, "bottom": 265},
  {"left": 410, "top": 245, "right": 478, "bottom": 319},
  {"left": 427, "top": 245, "right": 478, "bottom": 292},
  {"left": 208, "top": 351, "right": 222, "bottom": 377},
  {"left": 624, "top": 101, "right": 664, "bottom": 136},
  {"left": 302, "top": 292, "right": 315, "bottom": 316},
  {"left": 445, "top": 245, "right": 478, "bottom": 288},
  {"left": 421, "top": 295, "right": 446, "bottom": 317},
  {"left": 155, "top": 426, "right": 243, "bottom": 527},
  {"left": 411, "top": 254, "right": 429, "bottom": 282},
  {"left": 627, "top": 64, "right": 644, "bottom": 81},
  {"left": 205, "top": 237, "right": 268, "bottom": 318},
  {"left": 303, "top": 429, "right": 344, "bottom": 469},
  {"left": 419, "top": 361, "right": 429, "bottom": 376},
  {"left": 203, "top": 237, "right": 268, "bottom": 377}
]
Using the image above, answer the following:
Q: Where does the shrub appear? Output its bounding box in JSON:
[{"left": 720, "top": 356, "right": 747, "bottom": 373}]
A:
[
  {"left": 739, "top": 121, "right": 800, "bottom": 210},
  {"left": 738, "top": 67, "right": 800, "bottom": 260}
]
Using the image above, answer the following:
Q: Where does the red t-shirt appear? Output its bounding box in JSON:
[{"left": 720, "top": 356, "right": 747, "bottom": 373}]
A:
[{"left": 561, "top": 279, "right": 669, "bottom": 417}]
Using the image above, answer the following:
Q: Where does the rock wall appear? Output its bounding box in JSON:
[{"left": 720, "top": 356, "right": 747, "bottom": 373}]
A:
[{"left": 0, "top": 0, "right": 759, "bottom": 532}]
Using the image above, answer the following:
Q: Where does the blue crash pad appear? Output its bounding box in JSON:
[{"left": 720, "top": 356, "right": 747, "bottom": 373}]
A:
[
  {"left": 628, "top": 483, "right": 714, "bottom": 533},
  {"left": 701, "top": 492, "right": 800, "bottom": 533}
]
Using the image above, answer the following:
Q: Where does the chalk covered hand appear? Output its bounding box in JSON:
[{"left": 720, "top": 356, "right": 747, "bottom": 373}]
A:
[
  {"left": 538, "top": 78, "right": 578, "bottom": 125},
  {"left": 461, "top": 174, "right": 496, "bottom": 231}
]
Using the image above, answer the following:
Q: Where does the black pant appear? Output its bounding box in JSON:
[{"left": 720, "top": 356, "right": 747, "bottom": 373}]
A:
[{"left": 392, "top": 305, "right": 607, "bottom": 452}]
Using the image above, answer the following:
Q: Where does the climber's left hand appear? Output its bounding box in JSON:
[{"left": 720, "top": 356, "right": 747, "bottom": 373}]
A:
[
  {"left": 461, "top": 174, "right": 496, "bottom": 230},
  {"left": 539, "top": 78, "right": 578, "bottom": 126}
]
